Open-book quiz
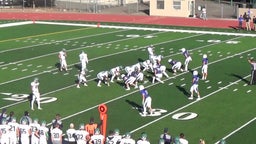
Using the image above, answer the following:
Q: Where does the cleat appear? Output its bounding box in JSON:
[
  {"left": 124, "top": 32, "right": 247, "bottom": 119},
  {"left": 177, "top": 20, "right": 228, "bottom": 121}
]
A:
[
  {"left": 188, "top": 97, "right": 193, "bottom": 100},
  {"left": 97, "top": 85, "right": 101, "bottom": 87},
  {"left": 38, "top": 108, "right": 42, "bottom": 110},
  {"left": 196, "top": 97, "right": 201, "bottom": 101},
  {"left": 77, "top": 85, "right": 80, "bottom": 88}
]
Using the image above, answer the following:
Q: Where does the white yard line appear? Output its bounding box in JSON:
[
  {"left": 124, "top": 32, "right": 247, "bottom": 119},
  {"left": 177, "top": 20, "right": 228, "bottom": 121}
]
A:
[
  {"left": 214, "top": 117, "right": 256, "bottom": 144},
  {"left": 0, "top": 34, "right": 202, "bottom": 86}
]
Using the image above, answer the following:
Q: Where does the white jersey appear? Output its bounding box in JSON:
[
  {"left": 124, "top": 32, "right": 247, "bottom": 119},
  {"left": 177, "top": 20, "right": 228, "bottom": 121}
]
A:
[
  {"left": 79, "top": 52, "right": 88, "bottom": 63},
  {"left": 179, "top": 138, "right": 188, "bottom": 144},
  {"left": 39, "top": 126, "right": 49, "bottom": 144},
  {"left": 66, "top": 128, "right": 77, "bottom": 143},
  {"left": 75, "top": 129, "right": 89, "bottom": 144},
  {"left": 59, "top": 51, "right": 66, "bottom": 60},
  {"left": 147, "top": 46, "right": 154, "bottom": 56},
  {"left": 110, "top": 67, "right": 120, "bottom": 76},
  {"left": 91, "top": 134, "right": 105, "bottom": 144},
  {"left": 8, "top": 122, "right": 19, "bottom": 144},
  {"left": 97, "top": 71, "right": 109, "bottom": 80},
  {"left": 106, "top": 135, "right": 122, "bottom": 144},
  {"left": 30, "top": 122, "right": 40, "bottom": 144},
  {"left": 31, "top": 81, "right": 39, "bottom": 93},
  {"left": 137, "top": 139, "right": 150, "bottom": 144},
  {"left": 0, "top": 124, "right": 10, "bottom": 144},
  {"left": 19, "top": 124, "right": 31, "bottom": 144},
  {"left": 51, "top": 128, "right": 63, "bottom": 142},
  {"left": 120, "top": 138, "right": 136, "bottom": 144}
]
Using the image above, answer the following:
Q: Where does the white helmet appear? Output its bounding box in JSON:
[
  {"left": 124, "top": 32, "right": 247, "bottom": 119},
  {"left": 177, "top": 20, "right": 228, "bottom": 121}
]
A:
[
  {"left": 193, "top": 70, "right": 198, "bottom": 76},
  {"left": 34, "top": 77, "right": 39, "bottom": 82},
  {"left": 146, "top": 60, "right": 150, "bottom": 64},
  {"left": 139, "top": 85, "right": 144, "bottom": 90},
  {"left": 121, "top": 74, "right": 125, "bottom": 78},
  {"left": 181, "top": 48, "right": 186, "bottom": 52},
  {"left": 203, "top": 54, "right": 207, "bottom": 58},
  {"left": 168, "top": 59, "right": 172, "bottom": 63}
]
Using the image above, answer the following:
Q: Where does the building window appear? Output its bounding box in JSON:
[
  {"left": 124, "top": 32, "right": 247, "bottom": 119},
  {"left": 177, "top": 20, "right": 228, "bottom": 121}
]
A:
[
  {"left": 173, "top": 0, "right": 181, "bottom": 10},
  {"left": 157, "top": 0, "right": 164, "bottom": 9}
]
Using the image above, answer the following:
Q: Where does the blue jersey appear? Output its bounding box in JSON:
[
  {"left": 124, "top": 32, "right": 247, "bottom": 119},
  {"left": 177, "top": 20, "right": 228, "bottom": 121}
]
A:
[
  {"left": 192, "top": 76, "right": 199, "bottom": 85},
  {"left": 202, "top": 58, "right": 208, "bottom": 65},
  {"left": 154, "top": 67, "right": 162, "bottom": 74},
  {"left": 169, "top": 60, "right": 177, "bottom": 66},
  {"left": 140, "top": 89, "right": 150, "bottom": 99},
  {"left": 183, "top": 50, "right": 190, "bottom": 58}
]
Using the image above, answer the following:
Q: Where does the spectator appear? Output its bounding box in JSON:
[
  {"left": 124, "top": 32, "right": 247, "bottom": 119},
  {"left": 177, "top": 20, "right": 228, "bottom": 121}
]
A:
[
  {"left": 248, "top": 58, "right": 256, "bottom": 85},
  {"left": 244, "top": 14, "right": 251, "bottom": 31},
  {"left": 253, "top": 16, "right": 256, "bottom": 31},
  {"left": 85, "top": 117, "right": 98, "bottom": 136},
  {"left": 179, "top": 133, "right": 188, "bottom": 144},
  {"left": 19, "top": 111, "right": 32, "bottom": 125},
  {"left": 159, "top": 128, "right": 172, "bottom": 144},
  {"left": 201, "top": 7, "right": 207, "bottom": 20},
  {"left": 238, "top": 15, "right": 244, "bottom": 30},
  {"left": 51, "top": 114, "right": 63, "bottom": 130}
]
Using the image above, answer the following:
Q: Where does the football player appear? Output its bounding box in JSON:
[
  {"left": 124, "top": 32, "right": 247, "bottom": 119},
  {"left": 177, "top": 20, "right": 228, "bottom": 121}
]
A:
[
  {"left": 8, "top": 117, "right": 19, "bottom": 144},
  {"left": 75, "top": 124, "right": 90, "bottom": 144},
  {"left": 39, "top": 120, "right": 49, "bottom": 144},
  {"left": 51, "top": 124, "right": 63, "bottom": 144},
  {"left": 109, "top": 66, "right": 122, "bottom": 83},
  {"left": 137, "top": 132, "right": 150, "bottom": 144},
  {"left": 79, "top": 51, "right": 89, "bottom": 72},
  {"left": 140, "top": 60, "right": 153, "bottom": 72},
  {"left": 58, "top": 48, "right": 68, "bottom": 72},
  {"left": 147, "top": 45, "right": 154, "bottom": 58},
  {"left": 168, "top": 59, "right": 184, "bottom": 74},
  {"left": 131, "top": 67, "right": 144, "bottom": 82},
  {"left": 139, "top": 85, "right": 153, "bottom": 116},
  {"left": 106, "top": 129, "right": 121, "bottom": 144},
  {"left": 97, "top": 71, "right": 110, "bottom": 87},
  {"left": 201, "top": 54, "right": 208, "bottom": 80},
  {"left": 0, "top": 118, "right": 10, "bottom": 144},
  {"left": 90, "top": 128, "right": 105, "bottom": 144},
  {"left": 180, "top": 48, "right": 192, "bottom": 71},
  {"left": 119, "top": 132, "right": 135, "bottom": 144},
  {"left": 19, "top": 119, "right": 31, "bottom": 144},
  {"left": 30, "top": 78, "right": 42, "bottom": 110},
  {"left": 152, "top": 66, "right": 164, "bottom": 84},
  {"left": 121, "top": 74, "right": 138, "bottom": 90},
  {"left": 150, "top": 55, "right": 163, "bottom": 66},
  {"left": 77, "top": 70, "right": 88, "bottom": 88},
  {"left": 30, "top": 118, "right": 40, "bottom": 144},
  {"left": 188, "top": 70, "right": 201, "bottom": 100},
  {"left": 66, "top": 123, "right": 76, "bottom": 144}
]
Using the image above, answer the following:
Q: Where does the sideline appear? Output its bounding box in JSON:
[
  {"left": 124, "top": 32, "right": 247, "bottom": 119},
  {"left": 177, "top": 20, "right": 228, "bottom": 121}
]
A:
[
  {"left": 214, "top": 117, "right": 256, "bottom": 144},
  {"left": 0, "top": 21, "right": 32, "bottom": 28},
  {"left": 36, "top": 21, "right": 256, "bottom": 37}
]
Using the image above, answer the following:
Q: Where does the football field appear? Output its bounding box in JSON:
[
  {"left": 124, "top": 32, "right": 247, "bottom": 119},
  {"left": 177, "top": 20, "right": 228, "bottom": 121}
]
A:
[{"left": 1, "top": 21, "right": 256, "bottom": 144}]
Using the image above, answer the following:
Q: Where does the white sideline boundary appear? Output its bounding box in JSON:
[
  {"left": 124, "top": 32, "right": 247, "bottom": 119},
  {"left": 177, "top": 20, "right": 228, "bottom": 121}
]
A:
[
  {"left": 0, "top": 21, "right": 33, "bottom": 28},
  {"left": 214, "top": 117, "right": 256, "bottom": 144},
  {"left": 35, "top": 21, "right": 256, "bottom": 37}
]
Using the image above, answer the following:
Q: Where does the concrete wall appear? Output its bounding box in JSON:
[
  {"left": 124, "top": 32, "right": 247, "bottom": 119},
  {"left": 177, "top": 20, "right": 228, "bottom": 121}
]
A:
[
  {"left": 150, "top": 0, "right": 195, "bottom": 17},
  {"left": 238, "top": 8, "right": 256, "bottom": 18}
]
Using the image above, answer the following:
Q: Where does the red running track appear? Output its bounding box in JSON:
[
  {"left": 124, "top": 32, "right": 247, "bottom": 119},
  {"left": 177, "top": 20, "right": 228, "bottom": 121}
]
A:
[{"left": 0, "top": 12, "right": 239, "bottom": 29}]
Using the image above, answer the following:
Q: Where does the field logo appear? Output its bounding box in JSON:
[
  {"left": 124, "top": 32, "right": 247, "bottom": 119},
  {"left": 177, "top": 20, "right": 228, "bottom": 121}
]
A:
[
  {"left": 172, "top": 112, "right": 198, "bottom": 120},
  {"left": 0, "top": 92, "right": 57, "bottom": 103},
  {"left": 139, "top": 108, "right": 167, "bottom": 117}
]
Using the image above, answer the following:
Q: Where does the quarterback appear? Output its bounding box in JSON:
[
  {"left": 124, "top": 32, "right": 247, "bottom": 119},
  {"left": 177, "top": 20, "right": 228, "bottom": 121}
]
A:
[
  {"left": 79, "top": 51, "right": 89, "bottom": 72},
  {"left": 188, "top": 70, "right": 201, "bottom": 100}
]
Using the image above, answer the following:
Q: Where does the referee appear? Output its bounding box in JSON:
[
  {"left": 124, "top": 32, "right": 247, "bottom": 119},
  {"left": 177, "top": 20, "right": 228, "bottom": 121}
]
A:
[{"left": 248, "top": 58, "right": 256, "bottom": 85}]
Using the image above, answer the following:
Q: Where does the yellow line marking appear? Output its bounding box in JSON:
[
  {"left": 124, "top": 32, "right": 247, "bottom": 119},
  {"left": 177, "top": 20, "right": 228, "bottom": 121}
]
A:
[{"left": 0, "top": 27, "right": 95, "bottom": 43}]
